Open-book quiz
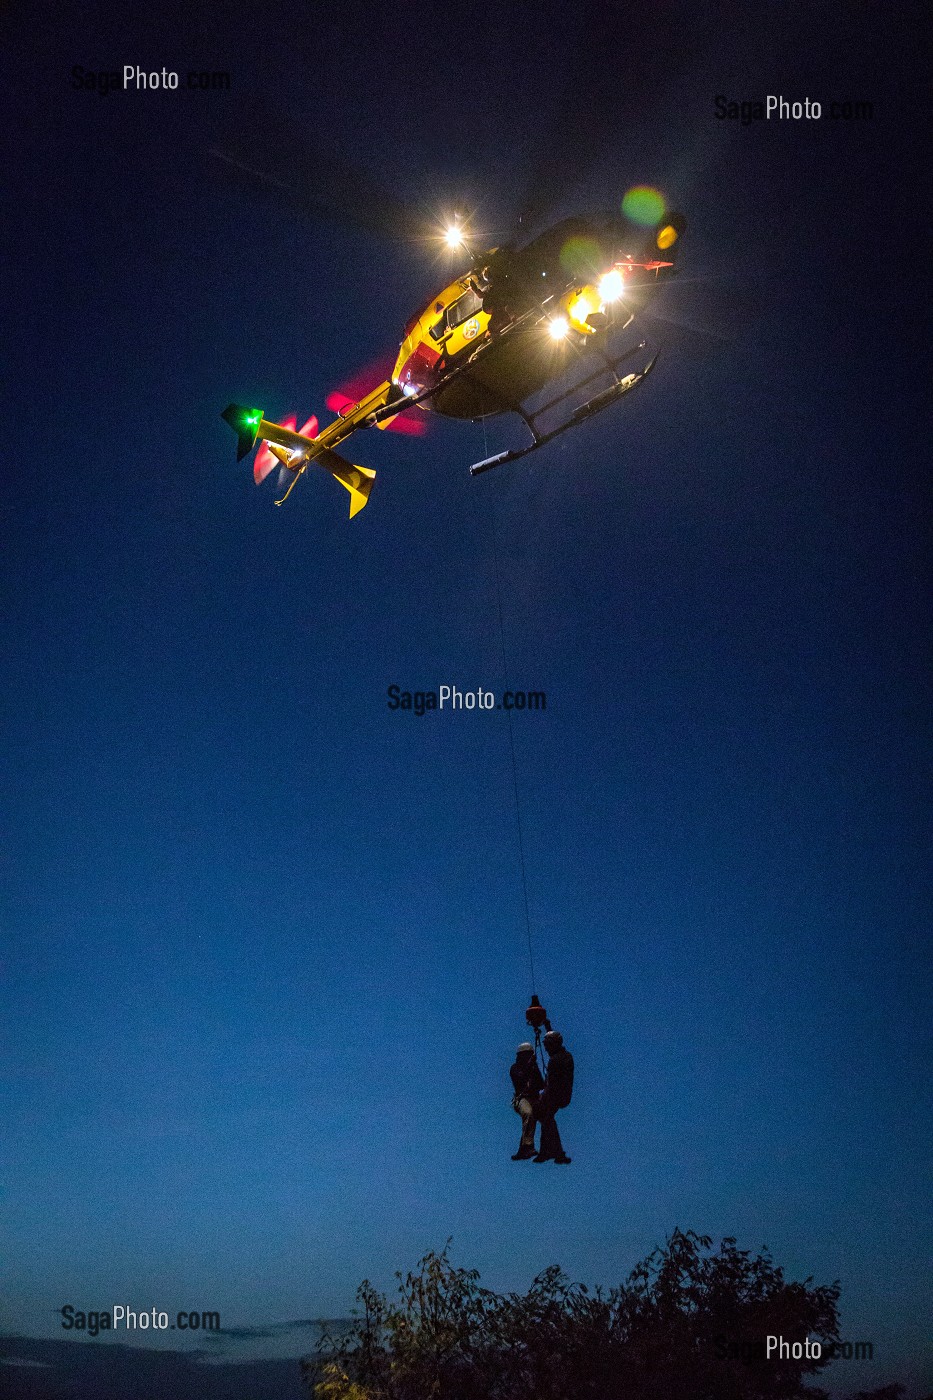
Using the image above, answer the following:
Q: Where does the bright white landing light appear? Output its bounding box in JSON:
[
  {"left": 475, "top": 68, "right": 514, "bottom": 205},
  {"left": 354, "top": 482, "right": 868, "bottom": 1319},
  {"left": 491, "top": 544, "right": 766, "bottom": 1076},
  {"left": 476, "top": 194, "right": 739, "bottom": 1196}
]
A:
[
  {"left": 549, "top": 317, "right": 569, "bottom": 340},
  {"left": 598, "top": 269, "right": 625, "bottom": 302},
  {"left": 445, "top": 226, "right": 464, "bottom": 248}
]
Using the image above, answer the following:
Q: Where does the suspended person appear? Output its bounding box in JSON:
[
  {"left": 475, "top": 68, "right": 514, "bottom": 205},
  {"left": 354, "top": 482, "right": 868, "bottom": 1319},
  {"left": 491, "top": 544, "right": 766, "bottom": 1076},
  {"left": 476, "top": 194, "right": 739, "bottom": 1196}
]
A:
[
  {"left": 510, "top": 1042, "right": 544, "bottom": 1160},
  {"left": 534, "top": 1029, "right": 574, "bottom": 1164}
]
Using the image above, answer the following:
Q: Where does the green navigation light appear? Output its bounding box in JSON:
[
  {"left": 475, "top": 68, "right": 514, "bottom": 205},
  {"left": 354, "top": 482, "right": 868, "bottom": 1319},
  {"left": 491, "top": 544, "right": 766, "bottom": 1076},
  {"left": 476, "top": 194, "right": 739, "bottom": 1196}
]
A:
[{"left": 221, "top": 403, "right": 265, "bottom": 461}]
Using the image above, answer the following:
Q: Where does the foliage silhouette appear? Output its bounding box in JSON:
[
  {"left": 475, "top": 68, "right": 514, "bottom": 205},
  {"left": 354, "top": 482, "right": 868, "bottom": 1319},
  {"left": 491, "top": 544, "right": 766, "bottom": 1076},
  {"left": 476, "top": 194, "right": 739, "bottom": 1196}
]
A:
[{"left": 299, "top": 1229, "right": 889, "bottom": 1399}]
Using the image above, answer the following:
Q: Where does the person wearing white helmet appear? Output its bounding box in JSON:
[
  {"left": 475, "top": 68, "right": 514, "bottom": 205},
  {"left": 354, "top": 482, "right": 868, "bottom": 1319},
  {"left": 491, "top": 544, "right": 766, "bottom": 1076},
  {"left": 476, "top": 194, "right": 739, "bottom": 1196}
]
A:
[
  {"left": 534, "top": 1030, "right": 574, "bottom": 1164},
  {"left": 509, "top": 1042, "right": 544, "bottom": 1160}
]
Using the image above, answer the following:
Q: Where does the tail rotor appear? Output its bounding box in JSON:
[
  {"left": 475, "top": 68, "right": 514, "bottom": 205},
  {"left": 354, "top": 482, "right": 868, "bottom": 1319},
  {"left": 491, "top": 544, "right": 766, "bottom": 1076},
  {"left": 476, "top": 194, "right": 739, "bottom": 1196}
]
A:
[{"left": 253, "top": 414, "right": 319, "bottom": 484}]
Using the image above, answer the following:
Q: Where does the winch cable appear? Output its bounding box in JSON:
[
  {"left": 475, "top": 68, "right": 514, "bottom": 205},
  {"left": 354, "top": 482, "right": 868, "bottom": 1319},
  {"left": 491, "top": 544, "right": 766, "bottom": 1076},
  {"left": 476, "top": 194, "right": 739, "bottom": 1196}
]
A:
[
  {"left": 489, "top": 486, "right": 538, "bottom": 1000},
  {"left": 476, "top": 393, "right": 541, "bottom": 1011}
]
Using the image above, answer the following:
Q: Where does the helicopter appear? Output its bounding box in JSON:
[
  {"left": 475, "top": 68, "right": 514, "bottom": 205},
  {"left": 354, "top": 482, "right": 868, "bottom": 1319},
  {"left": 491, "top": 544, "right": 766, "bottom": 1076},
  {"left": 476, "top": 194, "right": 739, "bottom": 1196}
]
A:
[{"left": 222, "top": 204, "right": 685, "bottom": 517}]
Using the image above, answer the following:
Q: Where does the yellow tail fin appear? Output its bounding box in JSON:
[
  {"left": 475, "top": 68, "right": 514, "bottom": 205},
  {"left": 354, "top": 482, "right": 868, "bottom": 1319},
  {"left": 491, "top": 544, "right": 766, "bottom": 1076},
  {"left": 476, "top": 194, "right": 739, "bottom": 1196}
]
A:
[{"left": 321, "top": 455, "right": 376, "bottom": 517}]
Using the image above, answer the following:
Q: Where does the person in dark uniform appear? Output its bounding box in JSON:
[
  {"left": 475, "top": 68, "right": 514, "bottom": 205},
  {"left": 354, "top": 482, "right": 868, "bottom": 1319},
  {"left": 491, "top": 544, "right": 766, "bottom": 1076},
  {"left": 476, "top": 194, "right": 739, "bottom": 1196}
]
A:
[
  {"left": 472, "top": 245, "right": 519, "bottom": 336},
  {"left": 510, "top": 1042, "right": 544, "bottom": 1160},
  {"left": 534, "top": 1030, "right": 574, "bottom": 1164}
]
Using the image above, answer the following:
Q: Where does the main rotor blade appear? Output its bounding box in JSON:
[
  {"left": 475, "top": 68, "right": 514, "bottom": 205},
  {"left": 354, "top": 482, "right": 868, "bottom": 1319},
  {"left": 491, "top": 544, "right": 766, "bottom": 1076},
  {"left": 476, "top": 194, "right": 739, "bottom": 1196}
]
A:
[
  {"left": 209, "top": 103, "right": 431, "bottom": 243},
  {"left": 509, "top": 3, "right": 708, "bottom": 241},
  {"left": 508, "top": 3, "right": 633, "bottom": 239}
]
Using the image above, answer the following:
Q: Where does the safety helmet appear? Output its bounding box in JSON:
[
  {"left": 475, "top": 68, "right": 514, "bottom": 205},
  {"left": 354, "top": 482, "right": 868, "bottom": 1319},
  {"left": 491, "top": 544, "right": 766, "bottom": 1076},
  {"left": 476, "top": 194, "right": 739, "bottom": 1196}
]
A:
[
  {"left": 543, "top": 1030, "right": 563, "bottom": 1047},
  {"left": 516, "top": 1042, "right": 534, "bottom": 1054}
]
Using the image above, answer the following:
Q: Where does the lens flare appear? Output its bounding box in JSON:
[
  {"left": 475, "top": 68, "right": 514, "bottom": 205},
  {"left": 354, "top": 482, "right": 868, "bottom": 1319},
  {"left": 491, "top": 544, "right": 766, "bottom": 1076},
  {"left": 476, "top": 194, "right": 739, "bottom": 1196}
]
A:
[
  {"left": 559, "top": 235, "right": 603, "bottom": 280},
  {"left": 622, "top": 186, "right": 666, "bottom": 227},
  {"left": 549, "top": 317, "right": 569, "bottom": 340},
  {"left": 445, "top": 225, "right": 465, "bottom": 248}
]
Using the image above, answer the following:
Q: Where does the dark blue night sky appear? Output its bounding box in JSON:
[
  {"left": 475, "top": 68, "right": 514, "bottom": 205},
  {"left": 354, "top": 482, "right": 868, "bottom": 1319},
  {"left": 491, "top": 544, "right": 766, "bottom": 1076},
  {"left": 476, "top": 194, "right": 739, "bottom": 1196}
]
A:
[{"left": 1, "top": 2, "right": 930, "bottom": 1395}]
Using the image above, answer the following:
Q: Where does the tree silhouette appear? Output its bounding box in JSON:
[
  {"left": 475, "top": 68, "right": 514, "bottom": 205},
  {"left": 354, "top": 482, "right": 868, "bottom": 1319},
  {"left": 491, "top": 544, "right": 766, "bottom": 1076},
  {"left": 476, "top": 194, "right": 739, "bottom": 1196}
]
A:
[
  {"left": 301, "top": 1229, "right": 869, "bottom": 1399},
  {"left": 846, "top": 1389, "right": 904, "bottom": 1400}
]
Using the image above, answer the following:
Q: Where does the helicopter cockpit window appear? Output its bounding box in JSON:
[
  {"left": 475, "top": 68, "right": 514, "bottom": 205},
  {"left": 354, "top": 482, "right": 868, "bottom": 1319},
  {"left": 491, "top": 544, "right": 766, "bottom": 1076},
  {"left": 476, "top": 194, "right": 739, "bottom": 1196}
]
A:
[
  {"left": 447, "top": 288, "right": 483, "bottom": 329},
  {"left": 428, "top": 288, "right": 484, "bottom": 342}
]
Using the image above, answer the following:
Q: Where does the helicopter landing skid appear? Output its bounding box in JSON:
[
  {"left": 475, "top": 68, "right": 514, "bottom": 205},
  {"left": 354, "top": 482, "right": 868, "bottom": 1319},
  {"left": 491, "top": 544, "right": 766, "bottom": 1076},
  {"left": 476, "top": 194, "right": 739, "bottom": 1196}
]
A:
[{"left": 469, "top": 348, "right": 658, "bottom": 477}]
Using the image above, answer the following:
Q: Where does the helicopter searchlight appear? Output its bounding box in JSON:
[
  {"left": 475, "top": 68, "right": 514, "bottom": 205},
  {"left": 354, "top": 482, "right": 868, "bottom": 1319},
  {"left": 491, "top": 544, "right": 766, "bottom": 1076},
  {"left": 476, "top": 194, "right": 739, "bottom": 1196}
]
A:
[{"left": 599, "top": 269, "right": 625, "bottom": 302}]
